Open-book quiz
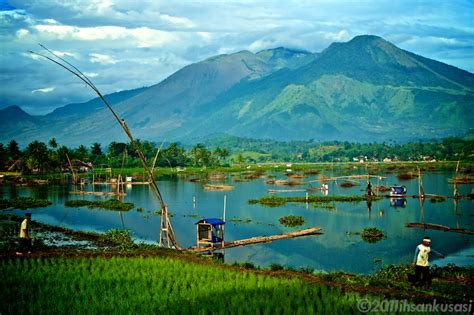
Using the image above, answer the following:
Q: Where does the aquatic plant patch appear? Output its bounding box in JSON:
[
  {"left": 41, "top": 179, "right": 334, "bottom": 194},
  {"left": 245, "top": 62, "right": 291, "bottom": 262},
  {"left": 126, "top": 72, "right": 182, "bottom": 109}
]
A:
[
  {"left": 65, "top": 199, "right": 134, "bottom": 211},
  {"left": 361, "top": 227, "right": 386, "bottom": 243},
  {"left": 0, "top": 197, "right": 52, "bottom": 210},
  {"left": 279, "top": 215, "right": 305, "bottom": 227}
]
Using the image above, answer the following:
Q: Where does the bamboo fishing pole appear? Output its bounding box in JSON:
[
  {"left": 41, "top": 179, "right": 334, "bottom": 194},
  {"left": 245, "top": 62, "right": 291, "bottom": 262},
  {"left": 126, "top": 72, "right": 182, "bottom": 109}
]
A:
[{"left": 30, "top": 45, "right": 180, "bottom": 249}]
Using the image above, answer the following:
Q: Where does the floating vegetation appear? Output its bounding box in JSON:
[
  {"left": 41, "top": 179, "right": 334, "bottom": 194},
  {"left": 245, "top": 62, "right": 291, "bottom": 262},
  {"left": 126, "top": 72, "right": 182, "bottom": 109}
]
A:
[
  {"left": 448, "top": 176, "right": 474, "bottom": 184},
  {"left": 375, "top": 185, "right": 391, "bottom": 192},
  {"left": 340, "top": 182, "right": 357, "bottom": 188},
  {"left": 361, "top": 227, "right": 386, "bottom": 243},
  {"left": 249, "top": 195, "right": 381, "bottom": 207},
  {"left": 0, "top": 197, "right": 52, "bottom": 210},
  {"left": 430, "top": 196, "right": 446, "bottom": 203},
  {"left": 279, "top": 215, "right": 305, "bottom": 227},
  {"left": 249, "top": 195, "right": 286, "bottom": 207},
  {"left": 313, "top": 203, "right": 336, "bottom": 210},
  {"left": 230, "top": 217, "right": 252, "bottom": 224},
  {"left": 65, "top": 199, "right": 134, "bottom": 211},
  {"left": 397, "top": 172, "right": 418, "bottom": 180},
  {"left": 183, "top": 213, "right": 199, "bottom": 218}
]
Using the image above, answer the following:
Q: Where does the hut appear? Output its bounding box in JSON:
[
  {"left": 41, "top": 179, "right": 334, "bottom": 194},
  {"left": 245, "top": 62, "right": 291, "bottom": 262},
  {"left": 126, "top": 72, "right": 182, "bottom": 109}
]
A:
[{"left": 195, "top": 218, "right": 225, "bottom": 255}]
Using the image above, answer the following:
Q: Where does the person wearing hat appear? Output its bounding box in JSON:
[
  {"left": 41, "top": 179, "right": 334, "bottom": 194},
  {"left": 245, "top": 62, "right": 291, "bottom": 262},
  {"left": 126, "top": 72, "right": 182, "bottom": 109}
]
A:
[
  {"left": 411, "top": 236, "right": 444, "bottom": 289},
  {"left": 16, "top": 213, "right": 32, "bottom": 255}
]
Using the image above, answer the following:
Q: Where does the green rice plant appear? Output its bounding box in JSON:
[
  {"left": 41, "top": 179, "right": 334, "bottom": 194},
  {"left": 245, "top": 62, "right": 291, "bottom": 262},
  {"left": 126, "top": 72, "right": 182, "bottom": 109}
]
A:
[{"left": 0, "top": 256, "right": 379, "bottom": 314}]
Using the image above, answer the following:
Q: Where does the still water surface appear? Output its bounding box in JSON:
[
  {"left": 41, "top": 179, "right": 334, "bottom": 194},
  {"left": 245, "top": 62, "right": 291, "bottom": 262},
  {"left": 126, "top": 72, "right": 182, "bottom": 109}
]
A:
[{"left": 2, "top": 167, "right": 473, "bottom": 274}]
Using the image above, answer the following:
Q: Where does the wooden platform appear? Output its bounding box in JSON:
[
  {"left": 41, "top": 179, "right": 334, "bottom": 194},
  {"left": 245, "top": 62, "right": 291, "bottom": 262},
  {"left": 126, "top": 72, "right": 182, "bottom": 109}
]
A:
[{"left": 190, "top": 226, "right": 322, "bottom": 253}]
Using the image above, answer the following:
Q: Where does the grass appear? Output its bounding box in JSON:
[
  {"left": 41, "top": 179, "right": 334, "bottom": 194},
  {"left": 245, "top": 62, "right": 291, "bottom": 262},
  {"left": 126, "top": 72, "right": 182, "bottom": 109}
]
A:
[
  {"left": 65, "top": 199, "right": 134, "bottom": 211},
  {"left": 0, "top": 256, "right": 368, "bottom": 314}
]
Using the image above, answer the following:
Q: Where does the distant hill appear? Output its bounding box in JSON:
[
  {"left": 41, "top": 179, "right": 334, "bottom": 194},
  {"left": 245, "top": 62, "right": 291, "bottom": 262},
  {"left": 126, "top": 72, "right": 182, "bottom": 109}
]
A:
[{"left": 1, "top": 35, "right": 473, "bottom": 146}]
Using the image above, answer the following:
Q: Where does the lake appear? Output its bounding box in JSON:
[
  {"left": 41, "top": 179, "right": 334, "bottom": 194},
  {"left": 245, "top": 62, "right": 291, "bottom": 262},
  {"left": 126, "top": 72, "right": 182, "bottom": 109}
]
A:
[{"left": 2, "top": 166, "right": 473, "bottom": 274}]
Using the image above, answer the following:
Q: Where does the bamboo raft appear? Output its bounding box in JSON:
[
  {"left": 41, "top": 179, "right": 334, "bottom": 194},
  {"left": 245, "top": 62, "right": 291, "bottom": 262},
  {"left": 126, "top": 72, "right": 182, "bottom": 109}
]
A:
[
  {"left": 406, "top": 223, "right": 474, "bottom": 235},
  {"left": 70, "top": 191, "right": 126, "bottom": 196},
  {"left": 203, "top": 184, "right": 234, "bottom": 191},
  {"left": 190, "top": 227, "right": 322, "bottom": 253}
]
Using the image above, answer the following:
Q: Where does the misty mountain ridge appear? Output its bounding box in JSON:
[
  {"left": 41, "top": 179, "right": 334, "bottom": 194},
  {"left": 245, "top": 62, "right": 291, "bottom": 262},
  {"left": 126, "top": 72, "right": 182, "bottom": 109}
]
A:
[{"left": 1, "top": 35, "right": 473, "bottom": 146}]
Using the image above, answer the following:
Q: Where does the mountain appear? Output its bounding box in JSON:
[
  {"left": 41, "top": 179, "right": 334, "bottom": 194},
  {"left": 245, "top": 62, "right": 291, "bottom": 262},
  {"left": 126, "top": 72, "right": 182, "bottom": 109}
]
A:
[
  {"left": 46, "top": 86, "right": 148, "bottom": 120},
  {"left": 0, "top": 105, "right": 45, "bottom": 143},
  {"left": 182, "top": 35, "right": 474, "bottom": 141},
  {"left": 1, "top": 35, "right": 473, "bottom": 146}
]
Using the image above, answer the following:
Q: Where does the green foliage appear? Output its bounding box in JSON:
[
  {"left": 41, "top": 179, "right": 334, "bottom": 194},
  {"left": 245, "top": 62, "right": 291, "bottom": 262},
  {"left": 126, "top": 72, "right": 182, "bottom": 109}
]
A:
[
  {"left": 250, "top": 195, "right": 380, "bottom": 207},
  {"left": 65, "top": 199, "right": 134, "bottom": 211},
  {"left": 1, "top": 135, "right": 473, "bottom": 173},
  {"left": 279, "top": 215, "right": 305, "bottom": 227},
  {"left": 0, "top": 197, "right": 52, "bottom": 210},
  {"left": 0, "top": 256, "right": 373, "bottom": 314},
  {"left": 361, "top": 227, "right": 386, "bottom": 243},
  {"left": 99, "top": 229, "right": 136, "bottom": 250}
]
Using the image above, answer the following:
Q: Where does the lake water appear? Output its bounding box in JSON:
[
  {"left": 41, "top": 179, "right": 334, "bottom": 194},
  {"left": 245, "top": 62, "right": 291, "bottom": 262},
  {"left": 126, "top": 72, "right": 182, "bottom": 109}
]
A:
[{"left": 2, "top": 166, "right": 473, "bottom": 274}]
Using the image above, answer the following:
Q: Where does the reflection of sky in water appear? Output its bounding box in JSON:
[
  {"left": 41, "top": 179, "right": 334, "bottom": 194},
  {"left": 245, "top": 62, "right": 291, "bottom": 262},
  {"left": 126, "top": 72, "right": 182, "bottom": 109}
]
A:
[{"left": 2, "top": 168, "right": 473, "bottom": 274}]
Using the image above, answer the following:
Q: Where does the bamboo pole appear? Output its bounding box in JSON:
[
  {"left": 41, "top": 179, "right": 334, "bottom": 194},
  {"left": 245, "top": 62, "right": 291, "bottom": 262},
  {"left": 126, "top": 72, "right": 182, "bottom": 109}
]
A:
[
  {"left": 31, "top": 46, "right": 180, "bottom": 249},
  {"left": 190, "top": 227, "right": 322, "bottom": 253},
  {"left": 406, "top": 223, "right": 474, "bottom": 235}
]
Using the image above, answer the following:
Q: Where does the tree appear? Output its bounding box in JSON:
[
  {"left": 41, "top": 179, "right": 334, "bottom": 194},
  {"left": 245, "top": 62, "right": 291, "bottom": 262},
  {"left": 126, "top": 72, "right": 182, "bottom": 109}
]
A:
[
  {"left": 73, "top": 145, "right": 89, "bottom": 161},
  {"left": 190, "top": 144, "right": 212, "bottom": 167},
  {"left": 7, "top": 140, "right": 21, "bottom": 160},
  {"left": 0, "top": 143, "right": 6, "bottom": 170},
  {"left": 48, "top": 138, "right": 58, "bottom": 149},
  {"left": 91, "top": 142, "right": 103, "bottom": 157},
  {"left": 161, "top": 143, "right": 188, "bottom": 167},
  {"left": 24, "top": 140, "right": 49, "bottom": 173}
]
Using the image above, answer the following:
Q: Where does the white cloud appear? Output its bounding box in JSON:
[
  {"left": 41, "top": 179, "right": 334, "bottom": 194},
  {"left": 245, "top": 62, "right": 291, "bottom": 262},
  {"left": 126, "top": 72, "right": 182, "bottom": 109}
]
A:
[
  {"left": 160, "top": 14, "right": 195, "bottom": 28},
  {"left": 16, "top": 29, "right": 29, "bottom": 38},
  {"left": 89, "top": 53, "right": 118, "bottom": 64},
  {"left": 322, "top": 30, "right": 351, "bottom": 42},
  {"left": 249, "top": 39, "right": 275, "bottom": 51},
  {"left": 32, "top": 87, "right": 56, "bottom": 93},
  {"left": 84, "top": 72, "right": 99, "bottom": 78},
  {"left": 32, "top": 24, "right": 177, "bottom": 48}
]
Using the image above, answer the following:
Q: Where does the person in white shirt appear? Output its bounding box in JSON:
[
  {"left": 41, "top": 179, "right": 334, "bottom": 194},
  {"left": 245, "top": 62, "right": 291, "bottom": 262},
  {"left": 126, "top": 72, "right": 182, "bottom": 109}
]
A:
[
  {"left": 411, "top": 236, "right": 444, "bottom": 289},
  {"left": 16, "top": 213, "right": 32, "bottom": 255}
]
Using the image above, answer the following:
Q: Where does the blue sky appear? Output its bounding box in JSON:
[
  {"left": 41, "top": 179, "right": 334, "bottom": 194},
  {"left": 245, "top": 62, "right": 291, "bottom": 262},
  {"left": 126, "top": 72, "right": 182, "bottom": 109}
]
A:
[{"left": 1, "top": 0, "right": 473, "bottom": 115}]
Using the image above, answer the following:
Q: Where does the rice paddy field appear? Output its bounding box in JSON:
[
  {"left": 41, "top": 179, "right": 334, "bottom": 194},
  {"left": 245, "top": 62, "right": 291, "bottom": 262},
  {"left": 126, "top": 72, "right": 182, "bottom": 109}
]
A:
[{"left": 0, "top": 255, "right": 365, "bottom": 314}]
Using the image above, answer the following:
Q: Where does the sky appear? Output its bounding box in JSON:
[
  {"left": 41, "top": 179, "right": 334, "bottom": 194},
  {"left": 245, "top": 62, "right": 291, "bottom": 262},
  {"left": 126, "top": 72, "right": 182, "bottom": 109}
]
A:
[{"left": 0, "top": 0, "right": 473, "bottom": 115}]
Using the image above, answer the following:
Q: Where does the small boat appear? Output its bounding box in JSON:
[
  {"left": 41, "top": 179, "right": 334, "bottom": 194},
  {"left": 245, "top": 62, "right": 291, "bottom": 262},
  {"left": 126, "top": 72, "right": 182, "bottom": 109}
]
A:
[{"left": 390, "top": 185, "right": 407, "bottom": 197}]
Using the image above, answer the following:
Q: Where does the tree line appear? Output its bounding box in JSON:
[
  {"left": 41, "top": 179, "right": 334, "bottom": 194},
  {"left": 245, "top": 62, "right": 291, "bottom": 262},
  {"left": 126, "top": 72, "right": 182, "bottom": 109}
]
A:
[
  {"left": 0, "top": 139, "right": 229, "bottom": 174},
  {"left": 0, "top": 136, "right": 472, "bottom": 174}
]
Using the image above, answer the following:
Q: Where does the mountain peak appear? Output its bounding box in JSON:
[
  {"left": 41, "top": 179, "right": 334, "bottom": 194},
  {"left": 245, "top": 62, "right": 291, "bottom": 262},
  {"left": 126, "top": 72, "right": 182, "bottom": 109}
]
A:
[{"left": 0, "top": 105, "right": 30, "bottom": 117}]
